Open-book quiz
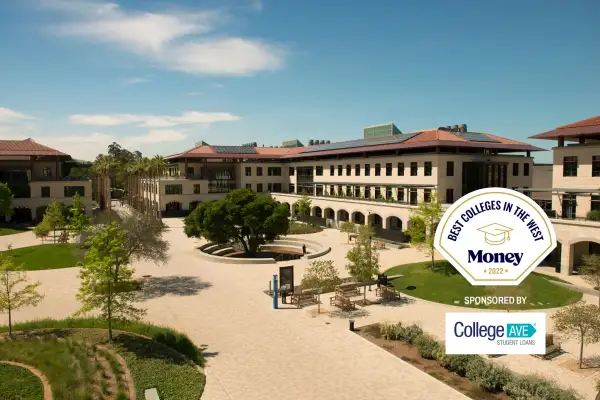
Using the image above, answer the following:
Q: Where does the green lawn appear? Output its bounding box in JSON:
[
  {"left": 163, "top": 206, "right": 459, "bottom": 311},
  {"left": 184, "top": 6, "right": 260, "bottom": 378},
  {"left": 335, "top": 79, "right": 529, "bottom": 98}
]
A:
[
  {"left": 0, "top": 226, "right": 29, "bottom": 236},
  {"left": 0, "top": 363, "right": 44, "bottom": 400},
  {"left": 3, "top": 243, "right": 84, "bottom": 270},
  {"left": 385, "top": 261, "right": 582, "bottom": 310},
  {"left": 287, "top": 221, "right": 323, "bottom": 234}
]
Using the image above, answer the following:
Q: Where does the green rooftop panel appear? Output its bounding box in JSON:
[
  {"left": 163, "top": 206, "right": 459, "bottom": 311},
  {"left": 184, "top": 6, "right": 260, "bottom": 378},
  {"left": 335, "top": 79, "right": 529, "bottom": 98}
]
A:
[
  {"left": 282, "top": 139, "right": 304, "bottom": 148},
  {"left": 364, "top": 123, "right": 402, "bottom": 138}
]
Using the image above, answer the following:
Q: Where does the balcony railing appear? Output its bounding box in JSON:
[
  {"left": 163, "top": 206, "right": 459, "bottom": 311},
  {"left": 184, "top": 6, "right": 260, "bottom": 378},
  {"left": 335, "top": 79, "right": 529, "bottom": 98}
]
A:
[{"left": 272, "top": 191, "right": 423, "bottom": 206}]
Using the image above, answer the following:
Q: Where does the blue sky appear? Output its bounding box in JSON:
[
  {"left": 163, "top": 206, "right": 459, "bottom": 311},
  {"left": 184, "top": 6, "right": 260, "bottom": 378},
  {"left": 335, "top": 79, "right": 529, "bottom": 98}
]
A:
[{"left": 0, "top": 0, "right": 598, "bottom": 162}]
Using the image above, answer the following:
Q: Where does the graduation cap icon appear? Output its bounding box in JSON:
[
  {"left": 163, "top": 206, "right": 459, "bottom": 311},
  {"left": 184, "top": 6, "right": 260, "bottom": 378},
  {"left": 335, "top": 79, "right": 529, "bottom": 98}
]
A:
[{"left": 478, "top": 223, "right": 513, "bottom": 246}]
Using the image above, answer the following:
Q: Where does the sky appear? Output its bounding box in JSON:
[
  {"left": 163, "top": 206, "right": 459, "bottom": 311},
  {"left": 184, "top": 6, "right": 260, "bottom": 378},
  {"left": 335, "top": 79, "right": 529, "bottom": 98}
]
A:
[{"left": 0, "top": 0, "right": 599, "bottom": 162}]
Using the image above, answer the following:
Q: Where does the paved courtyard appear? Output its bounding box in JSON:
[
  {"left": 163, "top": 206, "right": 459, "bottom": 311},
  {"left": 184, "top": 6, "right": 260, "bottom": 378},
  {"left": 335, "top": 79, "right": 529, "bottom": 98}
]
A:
[{"left": 1, "top": 215, "right": 599, "bottom": 399}]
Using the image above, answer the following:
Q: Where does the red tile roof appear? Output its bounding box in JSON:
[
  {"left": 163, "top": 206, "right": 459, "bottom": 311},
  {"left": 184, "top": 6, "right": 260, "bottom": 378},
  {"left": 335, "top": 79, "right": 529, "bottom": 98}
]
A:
[
  {"left": 0, "top": 138, "right": 70, "bottom": 157},
  {"left": 530, "top": 115, "right": 600, "bottom": 140}
]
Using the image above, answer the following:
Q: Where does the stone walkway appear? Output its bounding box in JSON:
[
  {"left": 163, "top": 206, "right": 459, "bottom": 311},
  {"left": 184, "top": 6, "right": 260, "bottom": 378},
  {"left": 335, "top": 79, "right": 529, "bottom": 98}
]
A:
[{"left": 1, "top": 213, "right": 599, "bottom": 399}]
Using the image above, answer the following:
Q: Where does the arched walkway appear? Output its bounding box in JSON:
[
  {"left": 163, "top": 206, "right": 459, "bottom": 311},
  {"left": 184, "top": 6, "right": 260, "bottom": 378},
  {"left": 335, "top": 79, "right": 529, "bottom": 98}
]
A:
[
  {"left": 368, "top": 213, "right": 382, "bottom": 228},
  {"left": 387, "top": 216, "right": 402, "bottom": 231},
  {"left": 337, "top": 209, "right": 349, "bottom": 222},
  {"left": 313, "top": 206, "right": 323, "bottom": 218},
  {"left": 352, "top": 211, "right": 365, "bottom": 225},
  {"left": 164, "top": 201, "right": 183, "bottom": 217},
  {"left": 12, "top": 207, "right": 32, "bottom": 224},
  {"left": 570, "top": 239, "right": 600, "bottom": 274},
  {"left": 324, "top": 207, "right": 335, "bottom": 219}
]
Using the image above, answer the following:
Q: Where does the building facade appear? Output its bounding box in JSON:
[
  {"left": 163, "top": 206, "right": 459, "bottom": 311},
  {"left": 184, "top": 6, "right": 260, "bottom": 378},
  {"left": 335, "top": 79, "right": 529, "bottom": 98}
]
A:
[{"left": 0, "top": 139, "right": 93, "bottom": 222}]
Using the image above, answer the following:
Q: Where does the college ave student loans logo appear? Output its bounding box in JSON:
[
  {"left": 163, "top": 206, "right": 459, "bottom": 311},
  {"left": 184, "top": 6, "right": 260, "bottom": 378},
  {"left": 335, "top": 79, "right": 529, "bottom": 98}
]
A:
[{"left": 434, "top": 188, "right": 557, "bottom": 286}]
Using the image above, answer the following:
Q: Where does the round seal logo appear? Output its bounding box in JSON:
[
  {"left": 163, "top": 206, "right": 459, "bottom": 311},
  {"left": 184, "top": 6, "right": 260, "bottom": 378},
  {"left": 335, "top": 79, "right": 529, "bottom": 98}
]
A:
[{"left": 434, "top": 188, "right": 557, "bottom": 286}]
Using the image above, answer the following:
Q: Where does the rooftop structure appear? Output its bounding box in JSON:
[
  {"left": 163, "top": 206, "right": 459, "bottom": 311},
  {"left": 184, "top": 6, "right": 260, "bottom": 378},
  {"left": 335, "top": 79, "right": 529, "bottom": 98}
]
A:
[
  {"left": 0, "top": 138, "right": 71, "bottom": 158},
  {"left": 530, "top": 115, "right": 600, "bottom": 141}
]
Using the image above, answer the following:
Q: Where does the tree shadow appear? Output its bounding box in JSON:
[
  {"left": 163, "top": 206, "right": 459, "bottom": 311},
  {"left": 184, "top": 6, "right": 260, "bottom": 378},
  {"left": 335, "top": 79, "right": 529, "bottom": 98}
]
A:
[
  {"left": 199, "top": 344, "right": 219, "bottom": 361},
  {"left": 374, "top": 296, "right": 417, "bottom": 307},
  {"left": 113, "top": 333, "right": 190, "bottom": 365},
  {"left": 327, "top": 308, "right": 371, "bottom": 319},
  {"left": 138, "top": 276, "right": 212, "bottom": 300},
  {"left": 429, "top": 261, "right": 458, "bottom": 276}
]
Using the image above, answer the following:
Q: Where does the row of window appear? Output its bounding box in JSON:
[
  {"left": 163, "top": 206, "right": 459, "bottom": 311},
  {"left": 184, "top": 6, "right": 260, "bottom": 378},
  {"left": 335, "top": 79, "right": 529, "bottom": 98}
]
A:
[
  {"left": 245, "top": 166, "right": 282, "bottom": 177},
  {"left": 165, "top": 183, "right": 285, "bottom": 194},
  {"left": 308, "top": 162, "right": 435, "bottom": 177},
  {"left": 244, "top": 183, "right": 283, "bottom": 192},
  {"left": 40, "top": 186, "right": 85, "bottom": 198},
  {"left": 512, "top": 163, "right": 530, "bottom": 177},
  {"left": 563, "top": 156, "right": 600, "bottom": 177}
]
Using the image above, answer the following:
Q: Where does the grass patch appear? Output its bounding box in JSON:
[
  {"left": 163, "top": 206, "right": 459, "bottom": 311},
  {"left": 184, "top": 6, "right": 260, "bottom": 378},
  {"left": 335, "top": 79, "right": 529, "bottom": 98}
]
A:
[
  {"left": 0, "top": 226, "right": 29, "bottom": 236},
  {"left": 287, "top": 221, "right": 323, "bottom": 234},
  {"left": 0, "top": 362, "right": 44, "bottom": 400},
  {"left": 386, "top": 261, "right": 582, "bottom": 310},
  {"left": 2, "top": 243, "right": 85, "bottom": 270},
  {"left": 530, "top": 271, "right": 572, "bottom": 284}
]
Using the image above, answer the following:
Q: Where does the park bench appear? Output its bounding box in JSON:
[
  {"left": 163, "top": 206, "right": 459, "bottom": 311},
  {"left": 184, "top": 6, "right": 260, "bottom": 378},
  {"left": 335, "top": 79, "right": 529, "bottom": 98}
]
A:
[
  {"left": 376, "top": 286, "right": 401, "bottom": 301},
  {"left": 335, "top": 283, "right": 360, "bottom": 297},
  {"left": 374, "top": 240, "right": 386, "bottom": 249},
  {"left": 533, "top": 334, "right": 562, "bottom": 360},
  {"left": 291, "top": 293, "right": 317, "bottom": 308},
  {"left": 330, "top": 294, "right": 356, "bottom": 311}
]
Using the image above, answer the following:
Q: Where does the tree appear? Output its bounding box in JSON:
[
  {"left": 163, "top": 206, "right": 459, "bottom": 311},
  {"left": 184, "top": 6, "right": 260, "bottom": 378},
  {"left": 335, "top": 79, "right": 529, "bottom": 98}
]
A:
[
  {"left": 552, "top": 301, "right": 600, "bottom": 369},
  {"left": 301, "top": 260, "right": 341, "bottom": 314},
  {"left": 68, "top": 192, "right": 91, "bottom": 246},
  {"left": 294, "top": 195, "right": 311, "bottom": 220},
  {"left": 0, "top": 183, "right": 13, "bottom": 220},
  {"left": 0, "top": 247, "right": 44, "bottom": 337},
  {"left": 340, "top": 221, "right": 357, "bottom": 243},
  {"left": 580, "top": 254, "right": 600, "bottom": 307},
  {"left": 184, "top": 189, "right": 290, "bottom": 256},
  {"left": 33, "top": 222, "right": 50, "bottom": 243},
  {"left": 42, "top": 200, "right": 66, "bottom": 243},
  {"left": 407, "top": 191, "right": 444, "bottom": 268},
  {"left": 75, "top": 222, "right": 146, "bottom": 341},
  {"left": 346, "top": 232, "right": 380, "bottom": 305}
]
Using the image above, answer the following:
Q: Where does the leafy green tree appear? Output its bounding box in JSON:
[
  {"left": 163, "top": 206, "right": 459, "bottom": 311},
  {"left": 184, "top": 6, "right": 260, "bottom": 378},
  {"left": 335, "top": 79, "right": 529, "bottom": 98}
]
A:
[
  {"left": 358, "top": 224, "right": 375, "bottom": 238},
  {"left": 580, "top": 254, "right": 600, "bottom": 307},
  {"left": 68, "top": 192, "right": 91, "bottom": 246},
  {"left": 0, "top": 247, "right": 44, "bottom": 337},
  {"left": 346, "top": 233, "right": 380, "bottom": 305},
  {"left": 33, "top": 221, "right": 50, "bottom": 243},
  {"left": 407, "top": 191, "right": 444, "bottom": 268},
  {"left": 0, "top": 183, "right": 13, "bottom": 220},
  {"left": 552, "top": 301, "right": 600, "bottom": 369},
  {"left": 42, "top": 200, "right": 66, "bottom": 243},
  {"left": 340, "top": 221, "right": 357, "bottom": 243},
  {"left": 301, "top": 260, "right": 341, "bottom": 314},
  {"left": 294, "top": 195, "right": 311, "bottom": 219},
  {"left": 75, "top": 222, "right": 146, "bottom": 341},
  {"left": 184, "top": 189, "right": 290, "bottom": 256}
]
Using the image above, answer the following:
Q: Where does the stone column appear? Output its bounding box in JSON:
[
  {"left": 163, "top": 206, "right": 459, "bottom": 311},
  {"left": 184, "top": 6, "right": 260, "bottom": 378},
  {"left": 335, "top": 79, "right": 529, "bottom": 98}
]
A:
[{"left": 560, "top": 244, "right": 573, "bottom": 276}]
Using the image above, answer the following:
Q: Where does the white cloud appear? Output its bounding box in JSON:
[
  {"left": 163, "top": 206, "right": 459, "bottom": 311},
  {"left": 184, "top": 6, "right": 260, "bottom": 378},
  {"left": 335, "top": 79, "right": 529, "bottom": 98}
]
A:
[
  {"left": 42, "top": 0, "right": 285, "bottom": 76},
  {"left": 0, "top": 107, "right": 37, "bottom": 123},
  {"left": 185, "top": 92, "right": 203, "bottom": 96},
  {"left": 124, "top": 76, "right": 150, "bottom": 85},
  {"left": 213, "top": 83, "right": 224, "bottom": 88},
  {"left": 69, "top": 111, "right": 241, "bottom": 128},
  {"left": 123, "top": 129, "right": 187, "bottom": 145}
]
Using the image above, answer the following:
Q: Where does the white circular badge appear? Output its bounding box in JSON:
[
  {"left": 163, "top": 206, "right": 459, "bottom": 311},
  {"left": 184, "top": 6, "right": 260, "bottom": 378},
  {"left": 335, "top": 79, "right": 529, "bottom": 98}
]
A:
[{"left": 434, "top": 188, "right": 557, "bottom": 286}]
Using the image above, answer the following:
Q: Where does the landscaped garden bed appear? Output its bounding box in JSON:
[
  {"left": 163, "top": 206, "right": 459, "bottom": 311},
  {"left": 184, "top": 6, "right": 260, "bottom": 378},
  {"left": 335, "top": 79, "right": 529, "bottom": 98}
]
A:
[
  {"left": 287, "top": 221, "right": 323, "bottom": 234},
  {"left": 0, "top": 362, "right": 44, "bottom": 400},
  {"left": 0, "top": 226, "right": 29, "bottom": 236},
  {"left": 385, "top": 261, "right": 582, "bottom": 310},
  {"left": 2, "top": 243, "right": 85, "bottom": 270},
  {"left": 356, "top": 322, "right": 580, "bottom": 400},
  {"left": 0, "top": 318, "right": 205, "bottom": 400}
]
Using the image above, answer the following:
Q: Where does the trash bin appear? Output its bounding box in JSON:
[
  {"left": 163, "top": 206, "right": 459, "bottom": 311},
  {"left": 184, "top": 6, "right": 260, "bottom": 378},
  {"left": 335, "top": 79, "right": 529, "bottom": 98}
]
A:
[{"left": 349, "top": 319, "right": 355, "bottom": 331}]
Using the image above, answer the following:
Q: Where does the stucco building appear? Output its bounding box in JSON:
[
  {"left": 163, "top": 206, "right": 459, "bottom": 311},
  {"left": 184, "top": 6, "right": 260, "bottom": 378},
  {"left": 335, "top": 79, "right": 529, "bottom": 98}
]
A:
[
  {"left": 528, "top": 115, "right": 600, "bottom": 275},
  {"left": 0, "top": 139, "right": 92, "bottom": 222},
  {"left": 141, "top": 123, "right": 539, "bottom": 241}
]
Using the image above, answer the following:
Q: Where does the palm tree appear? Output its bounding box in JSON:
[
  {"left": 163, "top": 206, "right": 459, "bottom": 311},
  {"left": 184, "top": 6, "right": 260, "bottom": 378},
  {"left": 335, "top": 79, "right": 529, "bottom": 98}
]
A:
[
  {"left": 92, "top": 155, "right": 118, "bottom": 217},
  {"left": 151, "top": 155, "right": 167, "bottom": 218}
]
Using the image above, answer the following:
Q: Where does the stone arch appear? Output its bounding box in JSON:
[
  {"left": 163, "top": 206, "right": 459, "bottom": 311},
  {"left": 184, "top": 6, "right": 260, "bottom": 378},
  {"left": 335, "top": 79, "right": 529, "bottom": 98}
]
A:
[
  {"left": 12, "top": 207, "right": 32, "bottom": 224},
  {"left": 368, "top": 213, "right": 383, "bottom": 228},
  {"left": 337, "top": 209, "right": 349, "bottom": 222},
  {"left": 324, "top": 207, "right": 335, "bottom": 219},
  {"left": 568, "top": 238, "right": 600, "bottom": 273},
  {"left": 352, "top": 211, "right": 365, "bottom": 225},
  {"left": 165, "top": 202, "right": 182, "bottom": 212},
  {"left": 312, "top": 206, "right": 323, "bottom": 218},
  {"left": 386, "top": 216, "right": 403, "bottom": 231}
]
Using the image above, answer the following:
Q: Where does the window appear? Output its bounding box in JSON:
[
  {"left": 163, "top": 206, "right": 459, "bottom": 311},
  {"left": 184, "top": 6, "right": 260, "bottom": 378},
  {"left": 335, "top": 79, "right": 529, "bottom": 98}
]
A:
[
  {"left": 193, "top": 184, "right": 200, "bottom": 194},
  {"left": 409, "top": 188, "right": 418, "bottom": 205},
  {"left": 289, "top": 184, "right": 295, "bottom": 193},
  {"left": 43, "top": 167, "right": 52, "bottom": 177},
  {"left": 374, "top": 187, "right": 381, "bottom": 199},
  {"left": 330, "top": 165, "right": 335, "bottom": 176},
  {"left": 337, "top": 185, "right": 342, "bottom": 195},
  {"left": 593, "top": 156, "right": 600, "bottom": 177},
  {"left": 245, "top": 167, "right": 251, "bottom": 176},
  {"left": 397, "top": 188, "right": 405, "bottom": 202},
  {"left": 410, "top": 162, "right": 418, "bottom": 176},
  {"left": 447, "top": 161, "right": 454, "bottom": 176},
  {"left": 344, "top": 164, "right": 350, "bottom": 176},
  {"left": 592, "top": 195, "right": 600, "bottom": 211},
  {"left": 523, "top": 187, "right": 530, "bottom": 197},
  {"left": 535, "top": 199, "right": 552, "bottom": 212},
  {"left": 209, "top": 170, "right": 235, "bottom": 193},
  {"left": 316, "top": 185, "right": 323, "bottom": 196},
  {"left": 354, "top": 186, "right": 360, "bottom": 197},
  {"left": 165, "top": 184, "right": 182, "bottom": 195},
  {"left": 268, "top": 183, "right": 273, "bottom": 192},
  {"left": 289, "top": 167, "right": 295, "bottom": 176},
  {"left": 64, "top": 186, "right": 85, "bottom": 197},
  {"left": 385, "top": 163, "right": 392, "bottom": 176},
  {"left": 563, "top": 156, "right": 578, "bottom": 177},
  {"left": 346, "top": 186, "right": 351, "bottom": 197},
  {"left": 386, "top": 187, "right": 392, "bottom": 199},
  {"left": 315, "top": 166, "right": 323, "bottom": 176},
  {"left": 329, "top": 185, "right": 334, "bottom": 195},
  {"left": 365, "top": 164, "right": 371, "bottom": 176},
  {"left": 512, "top": 163, "right": 519, "bottom": 176},
  {"left": 524, "top": 163, "right": 530, "bottom": 177},
  {"left": 355, "top": 164, "right": 361, "bottom": 176},
  {"left": 424, "top": 162, "right": 432, "bottom": 176},
  {"left": 374, "top": 163, "right": 381, "bottom": 176},
  {"left": 424, "top": 189, "right": 432, "bottom": 202},
  {"left": 246, "top": 183, "right": 252, "bottom": 189},
  {"left": 365, "top": 186, "right": 371, "bottom": 198},
  {"left": 257, "top": 183, "right": 263, "bottom": 192},
  {"left": 397, "top": 162, "right": 404, "bottom": 176},
  {"left": 41, "top": 186, "right": 50, "bottom": 198},
  {"left": 257, "top": 167, "right": 263, "bottom": 176},
  {"left": 338, "top": 165, "right": 343, "bottom": 176},
  {"left": 274, "top": 183, "right": 282, "bottom": 192},
  {"left": 445, "top": 188, "right": 454, "bottom": 204},
  {"left": 268, "top": 167, "right": 281, "bottom": 176}
]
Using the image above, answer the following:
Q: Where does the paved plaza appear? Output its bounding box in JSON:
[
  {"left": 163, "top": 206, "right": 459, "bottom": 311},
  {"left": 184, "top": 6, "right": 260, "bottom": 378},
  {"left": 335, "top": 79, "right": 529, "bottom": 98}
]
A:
[{"left": 1, "top": 215, "right": 599, "bottom": 399}]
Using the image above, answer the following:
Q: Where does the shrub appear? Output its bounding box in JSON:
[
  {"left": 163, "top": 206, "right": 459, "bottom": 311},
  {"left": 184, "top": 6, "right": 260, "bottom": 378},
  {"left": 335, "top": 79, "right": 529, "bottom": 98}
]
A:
[
  {"left": 587, "top": 210, "right": 600, "bottom": 221},
  {"left": 413, "top": 334, "right": 441, "bottom": 359},
  {"left": 440, "top": 354, "right": 480, "bottom": 377},
  {"left": 465, "top": 357, "right": 512, "bottom": 393},
  {"left": 465, "top": 356, "right": 488, "bottom": 381},
  {"left": 398, "top": 324, "right": 423, "bottom": 344},
  {"left": 433, "top": 343, "right": 446, "bottom": 362},
  {"left": 380, "top": 322, "right": 402, "bottom": 341},
  {"left": 153, "top": 331, "right": 200, "bottom": 364},
  {"left": 504, "top": 374, "right": 581, "bottom": 400}
]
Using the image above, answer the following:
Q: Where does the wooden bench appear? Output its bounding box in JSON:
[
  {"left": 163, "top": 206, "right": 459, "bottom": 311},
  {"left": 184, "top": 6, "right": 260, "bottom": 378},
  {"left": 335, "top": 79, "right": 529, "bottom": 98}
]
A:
[
  {"left": 330, "top": 294, "right": 356, "bottom": 311},
  {"left": 374, "top": 240, "right": 386, "bottom": 249},
  {"left": 376, "top": 286, "right": 401, "bottom": 301},
  {"left": 291, "top": 293, "right": 317, "bottom": 308},
  {"left": 533, "top": 334, "right": 562, "bottom": 360},
  {"left": 335, "top": 283, "right": 360, "bottom": 297}
]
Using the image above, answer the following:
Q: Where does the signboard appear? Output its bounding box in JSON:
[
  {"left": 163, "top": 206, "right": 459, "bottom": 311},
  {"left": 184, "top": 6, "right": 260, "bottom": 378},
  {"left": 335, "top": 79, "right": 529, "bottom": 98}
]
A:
[{"left": 279, "top": 265, "right": 294, "bottom": 293}]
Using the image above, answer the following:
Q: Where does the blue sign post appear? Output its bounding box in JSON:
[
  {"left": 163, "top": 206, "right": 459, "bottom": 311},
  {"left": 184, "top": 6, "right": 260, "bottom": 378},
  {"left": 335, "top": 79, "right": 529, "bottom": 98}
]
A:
[{"left": 273, "top": 274, "right": 278, "bottom": 309}]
